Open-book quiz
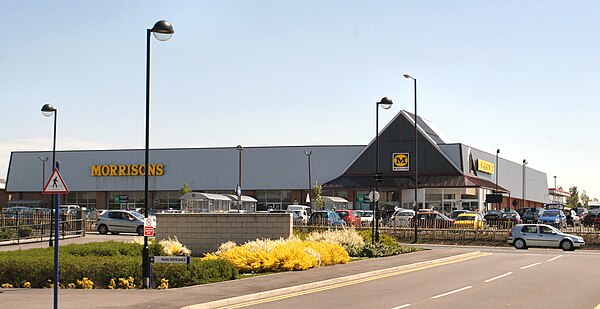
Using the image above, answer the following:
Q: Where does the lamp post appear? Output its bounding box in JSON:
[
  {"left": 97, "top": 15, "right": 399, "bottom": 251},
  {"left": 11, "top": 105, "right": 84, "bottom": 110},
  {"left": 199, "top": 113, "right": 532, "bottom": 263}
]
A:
[
  {"left": 41, "top": 104, "right": 57, "bottom": 247},
  {"left": 553, "top": 176, "right": 557, "bottom": 203},
  {"left": 496, "top": 149, "right": 500, "bottom": 210},
  {"left": 374, "top": 97, "right": 393, "bottom": 243},
  {"left": 304, "top": 151, "right": 312, "bottom": 208},
  {"left": 522, "top": 159, "right": 528, "bottom": 209},
  {"left": 236, "top": 145, "right": 243, "bottom": 210},
  {"left": 404, "top": 74, "right": 419, "bottom": 243},
  {"left": 41, "top": 103, "right": 58, "bottom": 308},
  {"left": 39, "top": 157, "right": 49, "bottom": 191},
  {"left": 143, "top": 20, "right": 174, "bottom": 289}
]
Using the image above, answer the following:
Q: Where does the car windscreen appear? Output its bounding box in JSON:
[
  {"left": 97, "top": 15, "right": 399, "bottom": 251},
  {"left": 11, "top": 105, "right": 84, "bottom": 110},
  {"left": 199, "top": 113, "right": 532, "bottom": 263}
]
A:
[
  {"left": 455, "top": 216, "right": 475, "bottom": 221},
  {"left": 542, "top": 210, "right": 560, "bottom": 217}
]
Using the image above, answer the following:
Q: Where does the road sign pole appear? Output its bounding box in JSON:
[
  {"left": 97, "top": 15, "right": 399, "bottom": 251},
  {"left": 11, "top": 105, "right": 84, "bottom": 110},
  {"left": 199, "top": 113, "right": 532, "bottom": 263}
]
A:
[{"left": 53, "top": 162, "right": 60, "bottom": 309}]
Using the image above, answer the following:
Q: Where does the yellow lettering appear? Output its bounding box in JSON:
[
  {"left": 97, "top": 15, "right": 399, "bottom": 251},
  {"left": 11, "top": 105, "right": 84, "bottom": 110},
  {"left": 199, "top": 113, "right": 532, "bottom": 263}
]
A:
[
  {"left": 131, "top": 164, "right": 139, "bottom": 176},
  {"left": 91, "top": 165, "right": 102, "bottom": 176},
  {"left": 126, "top": 164, "right": 131, "bottom": 176},
  {"left": 155, "top": 164, "right": 164, "bottom": 176},
  {"left": 139, "top": 164, "right": 145, "bottom": 176},
  {"left": 149, "top": 164, "right": 156, "bottom": 176},
  {"left": 118, "top": 165, "right": 126, "bottom": 176},
  {"left": 109, "top": 165, "right": 117, "bottom": 176},
  {"left": 101, "top": 165, "right": 110, "bottom": 176}
]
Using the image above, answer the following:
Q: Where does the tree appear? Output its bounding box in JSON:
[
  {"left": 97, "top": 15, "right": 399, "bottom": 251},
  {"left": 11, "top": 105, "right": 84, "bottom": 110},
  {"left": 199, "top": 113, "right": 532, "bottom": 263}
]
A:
[
  {"left": 566, "top": 186, "right": 579, "bottom": 209},
  {"left": 180, "top": 183, "right": 192, "bottom": 196},
  {"left": 581, "top": 190, "right": 590, "bottom": 208},
  {"left": 313, "top": 185, "right": 324, "bottom": 210}
]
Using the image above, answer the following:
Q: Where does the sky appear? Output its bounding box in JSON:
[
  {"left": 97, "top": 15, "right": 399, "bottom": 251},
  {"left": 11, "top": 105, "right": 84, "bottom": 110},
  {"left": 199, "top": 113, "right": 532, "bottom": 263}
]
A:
[{"left": 1, "top": 1, "right": 599, "bottom": 199}]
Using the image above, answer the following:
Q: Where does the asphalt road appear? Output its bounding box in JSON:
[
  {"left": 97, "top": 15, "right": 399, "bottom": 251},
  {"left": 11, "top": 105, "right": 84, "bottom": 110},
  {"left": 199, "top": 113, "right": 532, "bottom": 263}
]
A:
[{"left": 222, "top": 247, "right": 600, "bottom": 309}]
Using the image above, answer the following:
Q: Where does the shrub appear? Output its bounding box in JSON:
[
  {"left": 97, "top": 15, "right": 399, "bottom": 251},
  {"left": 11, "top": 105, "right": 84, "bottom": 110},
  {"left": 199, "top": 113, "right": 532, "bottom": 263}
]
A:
[
  {"left": 18, "top": 227, "right": 33, "bottom": 238},
  {"left": 0, "top": 229, "right": 15, "bottom": 240},
  {"left": 305, "top": 228, "right": 365, "bottom": 256}
]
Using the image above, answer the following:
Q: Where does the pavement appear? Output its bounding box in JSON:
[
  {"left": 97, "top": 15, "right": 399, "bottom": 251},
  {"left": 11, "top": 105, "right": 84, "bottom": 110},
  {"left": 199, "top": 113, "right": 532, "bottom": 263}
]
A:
[{"left": 0, "top": 235, "right": 484, "bottom": 309}]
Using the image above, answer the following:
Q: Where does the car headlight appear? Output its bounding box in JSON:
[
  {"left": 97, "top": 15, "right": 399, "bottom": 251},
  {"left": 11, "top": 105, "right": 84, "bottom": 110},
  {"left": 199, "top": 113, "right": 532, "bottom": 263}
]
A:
[{"left": 555, "top": 219, "right": 560, "bottom": 223}]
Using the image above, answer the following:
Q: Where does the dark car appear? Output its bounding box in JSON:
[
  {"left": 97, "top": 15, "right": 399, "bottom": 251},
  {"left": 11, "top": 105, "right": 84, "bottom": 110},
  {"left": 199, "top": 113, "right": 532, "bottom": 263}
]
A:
[
  {"left": 410, "top": 211, "right": 453, "bottom": 228},
  {"left": 308, "top": 210, "right": 346, "bottom": 226},
  {"left": 498, "top": 211, "right": 522, "bottom": 225},
  {"left": 484, "top": 210, "right": 503, "bottom": 223},
  {"left": 582, "top": 210, "right": 600, "bottom": 228}
]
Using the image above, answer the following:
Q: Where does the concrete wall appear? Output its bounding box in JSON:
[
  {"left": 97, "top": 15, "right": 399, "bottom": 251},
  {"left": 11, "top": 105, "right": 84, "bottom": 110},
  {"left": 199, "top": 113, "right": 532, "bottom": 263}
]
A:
[{"left": 155, "top": 213, "right": 293, "bottom": 256}]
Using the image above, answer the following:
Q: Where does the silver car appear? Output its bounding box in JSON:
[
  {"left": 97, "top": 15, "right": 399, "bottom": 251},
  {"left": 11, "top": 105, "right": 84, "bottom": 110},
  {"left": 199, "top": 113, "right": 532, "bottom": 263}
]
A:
[
  {"left": 507, "top": 224, "right": 584, "bottom": 251},
  {"left": 96, "top": 210, "right": 146, "bottom": 235}
]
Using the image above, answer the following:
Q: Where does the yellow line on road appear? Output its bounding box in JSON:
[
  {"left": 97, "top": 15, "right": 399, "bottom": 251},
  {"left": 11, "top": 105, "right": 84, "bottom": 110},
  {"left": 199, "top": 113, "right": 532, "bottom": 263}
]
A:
[{"left": 218, "top": 252, "right": 490, "bottom": 309}]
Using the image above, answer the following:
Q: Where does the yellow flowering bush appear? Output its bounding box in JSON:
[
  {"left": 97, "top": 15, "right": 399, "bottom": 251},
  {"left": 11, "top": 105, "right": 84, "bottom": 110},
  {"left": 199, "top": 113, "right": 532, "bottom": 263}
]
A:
[
  {"left": 157, "top": 278, "right": 169, "bottom": 290},
  {"left": 23, "top": 281, "right": 31, "bottom": 288},
  {"left": 76, "top": 278, "right": 94, "bottom": 289},
  {"left": 305, "top": 228, "right": 364, "bottom": 257},
  {"left": 159, "top": 237, "right": 191, "bottom": 256},
  {"left": 2, "top": 283, "right": 13, "bottom": 288}
]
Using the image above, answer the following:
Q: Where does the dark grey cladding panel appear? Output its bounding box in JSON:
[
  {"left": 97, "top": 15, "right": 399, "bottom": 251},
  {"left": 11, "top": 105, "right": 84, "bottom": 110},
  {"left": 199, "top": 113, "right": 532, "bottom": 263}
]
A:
[{"left": 6, "top": 146, "right": 364, "bottom": 192}]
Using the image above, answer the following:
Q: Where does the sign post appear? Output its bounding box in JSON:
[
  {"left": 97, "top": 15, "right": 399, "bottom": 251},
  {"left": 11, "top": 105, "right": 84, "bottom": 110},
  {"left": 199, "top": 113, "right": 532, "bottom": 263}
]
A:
[
  {"left": 42, "top": 166, "right": 69, "bottom": 309},
  {"left": 144, "top": 217, "right": 155, "bottom": 237}
]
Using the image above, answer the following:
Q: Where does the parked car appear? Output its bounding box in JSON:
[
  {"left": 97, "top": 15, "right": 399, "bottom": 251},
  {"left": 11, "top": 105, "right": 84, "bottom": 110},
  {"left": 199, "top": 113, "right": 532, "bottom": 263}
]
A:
[
  {"left": 335, "top": 210, "right": 361, "bottom": 226},
  {"left": 507, "top": 224, "right": 585, "bottom": 251},
  {"left": 268, "top": 209, "right": 304, "bottom": 225},
  {"left": 410, "top": 211, "right": 453, "bottom": 228},
  {"left": 574, "top": 207, "right": 589, "bottom": 219},
  {"left": 449, "top": 210, "right": 469, "bottom": 220},
  {"left": 498, "top": 211, "right": 521, "bottom": 225},
  {"left": 308, "top": 210, "right": 346, "bottom": 226},
  {"left": 582, "top": 210, "right": 600, "bottom": 228},
  {"left": 287, "top": 205, "right": 310, "bottom": 224},
  {"left": 538, "top": 209, "right": 567, "bottom": 229},
  {"left": 520, "top": 208, "right": 545, "bottom": 223},
  {"left": 453, "top": 213, "right": 485, "bottom": 230},
  {"left": 96, "top": 210, "right": 146, "bottom": 235},
  {"left": 483, "top": 210, "right": 503, "bottom": 224},
  {"left": 356, "top": 210, "right": 374, "bottom": 227},
  {"left": 388, "top": 209, "right": 415, "bottom": 227}
]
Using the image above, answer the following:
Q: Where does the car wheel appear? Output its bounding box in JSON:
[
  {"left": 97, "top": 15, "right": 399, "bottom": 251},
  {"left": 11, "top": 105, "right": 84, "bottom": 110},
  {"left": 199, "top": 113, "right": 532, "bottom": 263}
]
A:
[
  {"left": 136, "top": 226, "right": 144, "bottom": 236},
  {"left": 97, "top": 224, "right": 108, "bottom": 235},
  {"left": 560, "top": 239, "right": 574, "bottom": 251},
  {"left": 513, "top": 238, "right": 527, "bottom": 250}
]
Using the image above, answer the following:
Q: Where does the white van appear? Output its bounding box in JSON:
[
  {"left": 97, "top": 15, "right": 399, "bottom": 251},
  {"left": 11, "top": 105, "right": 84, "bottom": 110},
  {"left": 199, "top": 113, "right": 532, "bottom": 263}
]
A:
[{"left": 287, "top": 205, "right": 311, "bottom": 225}]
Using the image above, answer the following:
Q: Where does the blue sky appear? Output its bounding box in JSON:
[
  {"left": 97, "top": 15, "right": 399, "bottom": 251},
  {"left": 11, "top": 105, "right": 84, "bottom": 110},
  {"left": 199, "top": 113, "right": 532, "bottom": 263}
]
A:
[{"left": 2, "top": 1, "right": 599, "bottom": 198}]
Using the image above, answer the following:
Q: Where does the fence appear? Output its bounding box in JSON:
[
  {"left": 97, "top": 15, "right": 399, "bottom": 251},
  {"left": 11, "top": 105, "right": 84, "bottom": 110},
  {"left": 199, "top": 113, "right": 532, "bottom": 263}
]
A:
[{"left": 0, "top": 209, "right": 85, "bottom": 245}]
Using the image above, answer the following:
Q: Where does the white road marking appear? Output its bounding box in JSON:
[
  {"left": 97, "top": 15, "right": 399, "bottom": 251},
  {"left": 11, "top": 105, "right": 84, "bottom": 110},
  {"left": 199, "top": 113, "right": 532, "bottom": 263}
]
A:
[
  {"left": 547, "top": 255, "right": 563, "bottom": 262},
  {"left": 431, "top": 286, "right": 472, "bottom": 299},
  {"left": 391, "top": 304, "right": 411, "bottom": 309},
  {"left": 520, "top": 262, "right": 541, "bottom": 269},
  {"left": 484, "top": 272, "right": 513, "bottom": 283}
]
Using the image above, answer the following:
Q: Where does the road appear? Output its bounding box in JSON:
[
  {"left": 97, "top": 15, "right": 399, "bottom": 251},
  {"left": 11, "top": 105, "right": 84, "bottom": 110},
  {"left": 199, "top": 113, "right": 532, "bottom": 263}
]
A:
[{"left": 217, "top": 246, "right": 600, "bottom": 309}]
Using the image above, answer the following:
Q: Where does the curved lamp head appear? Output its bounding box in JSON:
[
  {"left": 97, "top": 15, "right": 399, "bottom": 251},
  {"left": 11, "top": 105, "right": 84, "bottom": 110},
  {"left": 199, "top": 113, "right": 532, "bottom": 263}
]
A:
[
  {"left": 237, "top": 145, "right": 243, "bottom": 151},
  {"left": 403, "top": 73, "right": 415, "bottom": 80},
  {"left": 523, "top": 159, "right": 527, "bottom": 165},
  {"left": 150, "top": 20, "right": 175, "bottom": 41},
  {"left": 41, "top": 103, "right": 56, "bottom": 117},
  {"left": 496, "top": 149, "right": 500, "bottom": 154},
  {"left": 304, "top": 150, "right": 312, "bottom": 157},
  {"left": 378, "top": 97, "right": 393, "bottom": 109}
]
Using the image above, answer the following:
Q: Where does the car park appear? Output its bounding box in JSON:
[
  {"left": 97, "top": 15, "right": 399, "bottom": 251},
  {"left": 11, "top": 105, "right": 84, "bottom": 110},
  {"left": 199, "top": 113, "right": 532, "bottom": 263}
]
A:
[
  {"left": 96, "top": 210, "right": 146, "bottom": 235},
  {"left": 507, "top": 224, "right": 584, "bottom": 251},
  {"left": 308, "top": 210, "right": 346, "bottom": 226},
  {"left": 538, "top": 209, "right": 567, "bottom": 229},
  {"left": 483, "top": 210, "right": 503, "bottom": 224},
  {"left": 335, "top": 210, "right": 361, "bottom": 226},
  {"left": 520, "top": 208, "right": 545, "bottom": 223},
  {"left": 453, "top": 213, "right": 485, "bottom": 230},
  {"left": 449, "top": 209, "right": 469, "bottom": 220},
  {"left": 498, "top": 211, "right": 521, "bottom": 225},
  {"left": 388, "top": 209, "right": 415, "bottom": 227}
]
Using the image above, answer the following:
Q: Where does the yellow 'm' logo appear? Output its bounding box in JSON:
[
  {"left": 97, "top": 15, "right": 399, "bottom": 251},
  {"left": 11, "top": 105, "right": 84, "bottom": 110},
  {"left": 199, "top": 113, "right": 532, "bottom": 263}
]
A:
[{"left": 394, "top": 154, "right": 408, "bottom": 167}]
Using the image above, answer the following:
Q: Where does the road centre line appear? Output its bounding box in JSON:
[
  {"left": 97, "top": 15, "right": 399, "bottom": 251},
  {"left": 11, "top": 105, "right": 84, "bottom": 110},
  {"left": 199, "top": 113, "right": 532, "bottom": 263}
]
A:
[
  {"left": 391, "top": 304, "right": 411, "bottom": 309},
  {"left": 520, "top": 262, "right": 541, "bottom": 269},
  {"left": 547, "top": 255, "right": 563, "bottom": 262},
  {"left": 201, "top": 252, "right": 491, "bottom": 309},
  {"left": 430, "top": 286, "right": 472, "bottom": 299},
  {"left": 484, "top": 272, "right": 513, "bottom": 283}
]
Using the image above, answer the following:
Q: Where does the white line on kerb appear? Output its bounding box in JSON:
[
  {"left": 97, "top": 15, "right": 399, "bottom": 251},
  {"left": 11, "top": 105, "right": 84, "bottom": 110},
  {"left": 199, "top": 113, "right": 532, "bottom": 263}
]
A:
[
  {"left": 520, "top": 262, "right": 541, "bottom": 269},
  {"left": 484, "top": 272, "right": 513, "bottom": 283},
  {"left": 391, "top": 304, "right": 411, "bottom": 309},
  {"left": 431, "top": 286, "right": 472, "bottom": 299},
  {"left": 547, "top": 255, "right": 563, "bottom": 262}
]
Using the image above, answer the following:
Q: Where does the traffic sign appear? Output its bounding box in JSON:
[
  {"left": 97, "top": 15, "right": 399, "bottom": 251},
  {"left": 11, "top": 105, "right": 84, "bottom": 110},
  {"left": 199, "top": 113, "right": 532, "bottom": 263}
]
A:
[
  {"left": 144, "top": 226, "right": 154, "bottom": 237},
  {"left": 153, "top": 198, "right": 161, "bottom": 207},
  {"left": 150, "top": 256, "right": 190, "bottom": 264},
  {"left": 43, "top": 168, "right": 69, "bottom": 194},
  {"left": 368, "top": 191, "right": 380, "bottom": 202}
]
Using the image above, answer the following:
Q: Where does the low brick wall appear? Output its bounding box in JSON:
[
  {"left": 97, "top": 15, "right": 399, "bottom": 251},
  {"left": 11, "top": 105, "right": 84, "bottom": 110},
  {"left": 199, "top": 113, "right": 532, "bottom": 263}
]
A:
[{"left": 155, "top": 213, "right": 293, "bottom": 256}]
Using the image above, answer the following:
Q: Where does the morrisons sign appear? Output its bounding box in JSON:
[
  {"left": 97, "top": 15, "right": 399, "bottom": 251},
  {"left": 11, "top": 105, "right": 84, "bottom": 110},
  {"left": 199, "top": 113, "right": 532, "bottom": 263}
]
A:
[{"left": 90, "top": 164, "right": 165, "bottom": 177}]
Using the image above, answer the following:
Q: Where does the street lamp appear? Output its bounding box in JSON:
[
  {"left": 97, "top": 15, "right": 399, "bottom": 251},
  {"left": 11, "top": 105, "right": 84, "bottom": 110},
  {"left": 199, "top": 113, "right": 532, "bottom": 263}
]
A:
[
  {"left": 304, "top": 150, "right": 312, "bottom": 208},
  {"left": 554, "top": 176, "right": 557, "bottom": 203},
  {"left": 41, "top": 104, "right": 57, "bottom": 247},
  {"left": 41, "top": 103, "right": 59, "bottom": 308},
  {"left": 404, "top": 73, "right": 418, "bottom": 243},
  {"left": 522, "top": 159, "right": 528, "bottom": 209},
  {"left": 496, "top": 149, "right": 500, "bottom": 210},
  {"left": 374, "top": 97, "right": 393, "bottom": 243},
  {"left": 143, "top": 19, "right": 174, "bottom": 289},
  {"left": 39, "top": 157, "right": 49, "bottom": 191},
  {"left": 236, "top": 145, "right": 243, "bottom": 210}
]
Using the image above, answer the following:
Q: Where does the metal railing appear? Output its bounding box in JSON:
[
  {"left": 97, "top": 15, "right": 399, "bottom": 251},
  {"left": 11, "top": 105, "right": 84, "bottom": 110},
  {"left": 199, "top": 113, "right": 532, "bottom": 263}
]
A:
[{"left": 0, "top": 210, "right": 85, "bottom": 245}]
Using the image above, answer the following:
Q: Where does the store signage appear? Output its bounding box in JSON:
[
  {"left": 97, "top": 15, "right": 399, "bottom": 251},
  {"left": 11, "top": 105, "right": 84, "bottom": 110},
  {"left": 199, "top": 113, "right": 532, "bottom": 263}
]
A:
[
  {"left": 476, "top": 159, "right": 495, "bottom": 174},
  {"left": 392, "top": 153, "right": 409, "bottom": 171},
  {"left": 90, "top": 163, "right": 165, "bottom": 177}
]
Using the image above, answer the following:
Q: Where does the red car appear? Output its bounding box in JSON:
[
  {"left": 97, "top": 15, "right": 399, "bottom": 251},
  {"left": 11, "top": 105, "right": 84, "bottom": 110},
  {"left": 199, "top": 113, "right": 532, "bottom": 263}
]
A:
[
  {"left": 410, "top": 211, "right": 453, "bottom": 228},
  {"left": 335, "top": 210, "right": 362, "bottom": 226}
]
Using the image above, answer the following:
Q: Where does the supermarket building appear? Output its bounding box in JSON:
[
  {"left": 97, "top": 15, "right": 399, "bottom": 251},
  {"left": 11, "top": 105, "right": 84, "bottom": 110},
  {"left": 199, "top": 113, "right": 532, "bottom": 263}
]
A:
[{"left": 5, "top": 110, "right": 549, "bottom": 213}]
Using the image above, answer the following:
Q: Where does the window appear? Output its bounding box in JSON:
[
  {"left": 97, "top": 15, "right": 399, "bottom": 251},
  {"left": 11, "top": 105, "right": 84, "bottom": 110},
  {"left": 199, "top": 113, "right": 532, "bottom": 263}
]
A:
[
  {"left": 521, "top": 225, "right": 537, "bottom": 234},
  {"left": 540, "top": 226, "right": 555, "bottom": 234}
]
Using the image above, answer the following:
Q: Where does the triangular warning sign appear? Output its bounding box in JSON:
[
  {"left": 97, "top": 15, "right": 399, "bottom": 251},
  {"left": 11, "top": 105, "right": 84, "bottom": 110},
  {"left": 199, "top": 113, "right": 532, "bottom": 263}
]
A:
[{"left": 43, "top": 168, "right": 70, "bottom": 194}]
